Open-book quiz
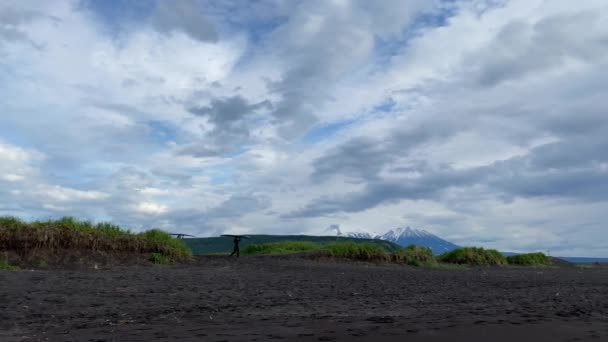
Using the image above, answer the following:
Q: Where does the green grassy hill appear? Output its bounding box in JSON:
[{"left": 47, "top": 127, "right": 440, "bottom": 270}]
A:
[{"left": 183, "top": 235, "right": 402, "bottom": 255}]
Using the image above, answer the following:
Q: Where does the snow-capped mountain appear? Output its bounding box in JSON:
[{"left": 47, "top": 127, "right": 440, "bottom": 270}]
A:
[
  {"left": 341, "top": 227, "right": 459, "bottom": 254},
  {"left": 345, "top": 232, "right": 375, "bottom": 239}
]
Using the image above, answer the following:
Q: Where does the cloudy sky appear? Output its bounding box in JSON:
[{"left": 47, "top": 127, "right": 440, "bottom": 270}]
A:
[{"left": 1, "top": 0, "right": 607, "bottom": 256}]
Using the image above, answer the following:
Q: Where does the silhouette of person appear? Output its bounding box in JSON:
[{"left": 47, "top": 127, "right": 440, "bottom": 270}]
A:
[{"left": 230, "top": 236, "right": 241, "bottom": 257}]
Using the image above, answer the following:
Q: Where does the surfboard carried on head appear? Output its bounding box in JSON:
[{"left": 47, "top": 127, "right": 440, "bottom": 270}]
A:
[
  {"left": 169, "top": 233, "right": 195, "bottom": 239},
  {"left": 221, "top": 234, "right": 251, "bottom": 238}
]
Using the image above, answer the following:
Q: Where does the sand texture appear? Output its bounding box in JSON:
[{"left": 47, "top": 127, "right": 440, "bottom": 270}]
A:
[{"left": 1, "top": 256, "right": 607, "bottom": 341}]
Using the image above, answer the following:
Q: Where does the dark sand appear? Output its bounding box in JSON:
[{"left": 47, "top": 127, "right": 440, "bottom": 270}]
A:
[{"left": 1, "top": 256, "right": 607, "bottom": 341}]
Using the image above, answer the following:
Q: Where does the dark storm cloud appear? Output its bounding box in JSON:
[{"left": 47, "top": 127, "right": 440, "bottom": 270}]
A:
[
  {"left": 526, "top": 138, "right": 608, "bottom": 170},
  {"left": 492, "top": 166, "right": 608, "bottom": 201},
  {"left": 79, "top": 0, "right": 218, "bottom": 43},
  {"left": 287, "top": 166, "right": 484, "bottom": 218},
  {"left": 189, "top": 95, "right": 271, "bottom": 125},
  {"left": 0, "top": 5, "right": 46, "bottom": 47},
  {"left": 474, "top": 11, "right": 608, "bottom": 87},
  {"left": 290, "top": 133, "right": 608, "bottom": 218},
  {"left": 486, "top": 137, "right": 608, "bottom": 202},
  {"left": 152, "top": 0, "right": 218, "bottom": 42},
  {"left": 542, "top": 102, "right": 608, "bottom": 138},
  {"left": 311, "top": 121, "right": 459, "bottom": 183},
  {"left": 177, "top": 144, "right": 229, "bottom": 158},
  {"left": 284, "top": 124, "right": 608, "bottom": 218},
  {"left": 155, "top": 194, "right": 271, "bottom": 235},
  {"left": 311, "top": 137, "right": 389, "bottom": 183},
  {"left": 180, "top": 96, "right": 272, "bottom": 157}
]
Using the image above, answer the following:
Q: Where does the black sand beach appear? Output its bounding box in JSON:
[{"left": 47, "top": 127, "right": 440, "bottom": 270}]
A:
[{"left": 1, "top": 256, "right": 607, "bottom": 341}]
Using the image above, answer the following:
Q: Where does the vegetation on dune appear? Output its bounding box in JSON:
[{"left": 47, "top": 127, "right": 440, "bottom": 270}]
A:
[
  {"left": 244, "top": 241, "right": 399, "bottom": 262},
  {"left": 506, "top": 252, "right": 551, "bottom": 266},
  {"left": 149, "top": 252, "right": 171, "bottom": 264},
  {"left": 1, "top": 216, "right": 560, "bottom": 269},
  {"left": 242, "top": 241, "right": 319, "bottom": 255},
  {"left": 391, "top": 245, "right": 435, "bottom": 266},
  {"left": 232, "top": 241, "right": 559, "bottom": 269},
  {"left": 139, "top": 229, "right": 192, "bottom": 261},
  {"left": 0, "top": 258, "right": 17, "bottom": 271},
  {"left": 0, "top": 216, "right": 192, "bottom": 263},
  {"left": 324, "top": 242, "right": 387, "bottom": 261},
  {"left": 183, "top": 235, "right": 402, "bottom": 255},
  {"left": 242, "top": 241, "right": 388, "bottom": 260},
  {"left": 439, "top": 247, "right": 507, "bottom": 266}
]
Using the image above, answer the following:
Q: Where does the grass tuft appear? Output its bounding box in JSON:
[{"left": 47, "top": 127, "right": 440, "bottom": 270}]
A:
[
  {"left": 0, "top": 258, "right": 17, "bottom": 271},
  {"left": 439, "top": 247, "right": 507, "bottom": 266},
  {"left": 242, "top": 241, "right": 319, "bottom": 255},
  {"left": 506, "top": 252, "right": 551, "bottom": 266},
  {"left": 0, "top": 216, "right": 192, "bottom": 263},
  {"left": 391, "top": 245, "right": 435, "bottom": 266},
  {"left": 149, "top": 252, "right": 171, "bottom": 264},
  {"left": 323, "top": 242, "right": 387, "bottom": 261},
  {"left": 242, "top": 241, "right": 388, "bottom": 261}
]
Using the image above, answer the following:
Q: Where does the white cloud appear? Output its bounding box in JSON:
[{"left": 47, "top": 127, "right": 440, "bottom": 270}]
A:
[
  {"left": 0, "top": 141, "right": 44, "bottom": 183},
  {"left": 82, "top": 108, "right": 135, "bottom": 129},
  {"left": 135, "top": 202, "right": 169, "bottom": 215},
  {"left": 138, "top": 187, "right": 169, "bottom": 196},
  {"left": 41, "top": 185, "right": 110, "bottom": 202},
  {"left": 1, "top": 174, "right": 24, "bottom": 182},
  {"left": 42, "top": 203, "right": 71, "bottom": 212}
]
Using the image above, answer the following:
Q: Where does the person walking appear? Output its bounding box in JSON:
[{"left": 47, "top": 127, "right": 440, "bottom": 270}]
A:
[{"left": 230, "top": 236, "right": 241, "bottom": 257}]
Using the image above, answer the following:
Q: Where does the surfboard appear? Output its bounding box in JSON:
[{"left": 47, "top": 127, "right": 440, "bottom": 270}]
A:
[{"left": 221, "top": 234, "right": 251, "bottom": 238}]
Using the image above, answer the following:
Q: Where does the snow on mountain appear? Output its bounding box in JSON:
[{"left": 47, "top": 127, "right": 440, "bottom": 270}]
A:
[
  {"left": 343, "top": 227, "right": 459, "bottom": 254},
  {"left": 380, "top": 227, "right": 431, "bottom": 241},
  {"left": 345, "top": 232, "right": 375, "bottom": 239}
]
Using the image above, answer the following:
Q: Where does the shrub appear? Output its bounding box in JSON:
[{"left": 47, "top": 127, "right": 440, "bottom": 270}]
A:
[
  {"left": 149, "top": 253, "right": 171, "bottom": 264},
  {"left": 0, "top": 259, "right": 17, "bottom": 271},
  {"left": 138, "top": 229, "right": 192, "bottom": 261},
  {"left": 242, "top": 241, "right": 319, "bottom": 255},
  {"left": 507, "top": 252, "right": 551, "bottom": 266},
  {"left": 242, "top": 241, "right": 390, "bottom": 261},
  {"left": 323, "top": 242, "right": 388, "bottom": 261},
  {"left": 439, "top": 247, "right": 507, "bottom": 266},
  {"left": 0, "top": 216, "right": 192, "bottom": 262},
  {"left": 391, "top": 245, "right": 436, "bottom": 266},
  {"left": 0, "top": 216, "right": 27, "bottom": 229}
]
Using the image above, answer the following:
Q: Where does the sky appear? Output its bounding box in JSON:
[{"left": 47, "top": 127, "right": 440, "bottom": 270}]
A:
[{"left": 1, "top": 0, "right": 608, "bottom": 257}]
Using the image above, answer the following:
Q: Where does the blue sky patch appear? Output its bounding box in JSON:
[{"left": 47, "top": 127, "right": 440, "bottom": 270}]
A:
[{"left": 302, "top": 120, "right": 354, "bottom": 144}]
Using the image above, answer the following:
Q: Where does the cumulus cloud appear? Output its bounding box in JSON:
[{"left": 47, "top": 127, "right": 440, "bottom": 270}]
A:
[{"left": 0, "top": 141, "right": 44, "bottom": 184}]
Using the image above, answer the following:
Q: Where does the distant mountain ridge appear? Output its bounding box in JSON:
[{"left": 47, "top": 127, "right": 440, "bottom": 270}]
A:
[{"left": 339, "top": 227, "right": 460, "bottom": 254}]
